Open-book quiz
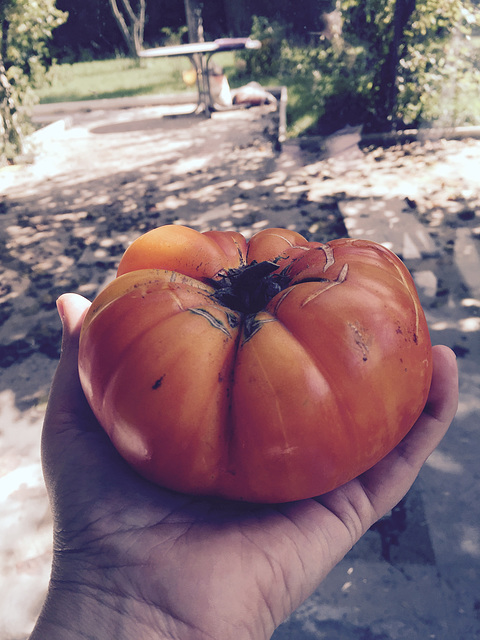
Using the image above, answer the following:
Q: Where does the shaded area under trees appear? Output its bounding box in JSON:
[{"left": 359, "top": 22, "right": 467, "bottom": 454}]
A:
[{"left": 271, "top": 0, "right": 480, "bottom": 134}]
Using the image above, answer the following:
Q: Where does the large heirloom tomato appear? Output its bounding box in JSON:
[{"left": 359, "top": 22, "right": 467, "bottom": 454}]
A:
[{"left": 78, "top": 225, "right": 432, "bottom": 503}]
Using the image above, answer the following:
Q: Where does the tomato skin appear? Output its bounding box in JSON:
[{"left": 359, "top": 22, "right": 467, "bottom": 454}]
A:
[
  {"left": 79, "top": 225, "right": 432, "bottom": 503},
  {"left": 202, "top": 230, "right": 247, "bottom": 267},
  {"left": 117, "top": 225, "right": 245, "bottom": 280},
  {"left": 246, "top": 228, "right": 311, "bottom": 264}
]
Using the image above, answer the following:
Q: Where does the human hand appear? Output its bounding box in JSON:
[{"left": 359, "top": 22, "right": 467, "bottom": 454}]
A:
[{"left": 30, "top": 293, "right": 458, "bottom": 640}]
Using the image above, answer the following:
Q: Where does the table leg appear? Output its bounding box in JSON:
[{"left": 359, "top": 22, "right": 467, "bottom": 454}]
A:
[{"left": 194, "top": 53, "right": 213, "bottom": 117}]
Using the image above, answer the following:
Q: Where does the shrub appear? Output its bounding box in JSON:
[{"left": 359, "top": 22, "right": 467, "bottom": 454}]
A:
[
  {"left": 1, "top": 0, "right": 67, "bottom": 162},
  {"left": 239, "top": 2, "right": 480, "bottom": 136}
]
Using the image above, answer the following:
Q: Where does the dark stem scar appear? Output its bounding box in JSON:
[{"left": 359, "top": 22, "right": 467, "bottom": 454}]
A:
[
  {"left": 208, "top": 260, "right": 286, "bottom": 315},
  {"left": 202, "top": 251, "right": 349, "bottom": 339}
]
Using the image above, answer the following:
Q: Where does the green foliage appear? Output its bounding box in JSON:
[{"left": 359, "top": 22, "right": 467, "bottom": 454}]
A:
[
  {"left": 283, "top": 37, "right": 375, "bottom": 135},
  {"left": 340, "top": 0, "right": 480, "bottom": 129},
  {"left": 397, "top": 1, "right": 480, "bottom": 126},
  {"left": 235, "top": 15, "right": 290, "bottom": 79},
  {"left": 3, "top": 0, "right": 67, "bottom": 92},
  {"left": 0, "top": 0, "right": 67, "bottom": 161},
  {"left": 242, "top": 3, "right": 480, "bottom": 136},
  {"left": 160, "top": 25, "right": 189, "bottom": 46}
]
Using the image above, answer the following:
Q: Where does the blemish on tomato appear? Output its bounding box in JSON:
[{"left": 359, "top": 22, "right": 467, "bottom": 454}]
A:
[
  {"left": 348, "top": 321, "right": 369, "bottom": 362},
  {"left": 152, "top": 376, "right": 164, "bottom": 390}
]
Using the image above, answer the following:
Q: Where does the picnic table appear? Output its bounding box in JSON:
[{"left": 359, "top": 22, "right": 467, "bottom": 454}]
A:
[{"left": 139, "top": 37, "right": 261, "bottom": 116}]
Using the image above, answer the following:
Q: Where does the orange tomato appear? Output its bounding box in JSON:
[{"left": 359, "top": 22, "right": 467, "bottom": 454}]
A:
[{"left": 78, "top": 225, "right": 432, "bottom": 503}]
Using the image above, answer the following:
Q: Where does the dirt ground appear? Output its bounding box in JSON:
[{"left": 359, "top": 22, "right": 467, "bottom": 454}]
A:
[{"left": 1, "top": 100, "right": 480, "bottom": 639}]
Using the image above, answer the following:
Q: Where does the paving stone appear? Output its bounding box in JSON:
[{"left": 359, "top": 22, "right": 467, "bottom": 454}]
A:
[
  {"left": 454, "top": 227, "right": 480, "bottom": 298},
  {"left": 413, "top": 269, "right": 438, "bottom": 299},
  {"left": 339, "top": 197, "right": 439, "bottom": 259}
]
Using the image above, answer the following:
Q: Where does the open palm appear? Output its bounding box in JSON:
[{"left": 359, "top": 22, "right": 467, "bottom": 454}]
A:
[{"left": 31, "top": 293, "right": 458, "bottom": 640}]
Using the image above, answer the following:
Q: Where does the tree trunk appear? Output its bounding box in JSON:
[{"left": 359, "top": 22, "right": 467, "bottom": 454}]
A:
[
  {"left": 1, "top": 18, "right": 8, "bottom": 63},
  {"left": 184, "top": 0, "right": 204, "bottom": 43},
  {"left": 0, "top": 57, "right": 23, "bottom": 161},
  {"left": 108, "top": 0, "right": 146, "bottom": 57},
  {"left": 223, "top": 0, "right": 250, "bottom": 35},
  {"left": 183, "top": 0, "right": 204, "bottom": 79},
  {"left": 379, "top": 0, "right": 416, "bottom": 128}
]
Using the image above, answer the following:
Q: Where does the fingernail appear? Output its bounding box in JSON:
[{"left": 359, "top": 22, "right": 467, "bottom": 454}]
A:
[{"left": 56, "top": 296, "right": 66, "bottom": 325}]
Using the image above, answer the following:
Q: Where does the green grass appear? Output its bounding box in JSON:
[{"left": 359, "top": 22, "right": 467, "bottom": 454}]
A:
[
  {"left": 36, "top": 54, "right": 309, "bottom": 139},
  {"left": 37, "top": 53, "right": 238, "bottom": 104},
  {"left": 35, "top": 53, "right": 315, "bottom": 139}
]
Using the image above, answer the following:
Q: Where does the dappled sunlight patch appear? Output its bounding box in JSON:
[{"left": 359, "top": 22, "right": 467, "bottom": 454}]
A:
[
  {"left": 461, "top": 297, "right": 480, "bottom": 309},
  {"left": 172, "top": 155, "right": 210, "bottom": 175},
  {"left": 176, "top": 204, "right": 233, "bottom": 229},
  {"left": 425, "top": 449, "right": 464, "bottom": 474},
  {"left": 459, "top": 524, "right": 480, "bottom": 558},
  {"left": 459, "top": 317, "right": 480, "bottom": 332}
]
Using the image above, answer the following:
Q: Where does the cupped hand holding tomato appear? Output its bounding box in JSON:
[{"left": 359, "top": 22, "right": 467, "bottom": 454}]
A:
[
  {"left": 79, "top": 225, "right": 434, "bottom": 503},
  {"left": 31, "top": 293, "right": 458, "bottom": 640}
]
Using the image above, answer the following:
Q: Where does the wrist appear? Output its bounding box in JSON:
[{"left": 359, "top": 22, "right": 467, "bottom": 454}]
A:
[
  {"left": 30, "top": 581, "right": 168, "bottom": 640},
  {"left": 29, "top": 555, "right": 181, "bottom": 640}
]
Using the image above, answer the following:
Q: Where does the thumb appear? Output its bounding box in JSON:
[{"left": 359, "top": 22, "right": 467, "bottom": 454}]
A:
[
  {"left": 42, "top": 293, "right": 91, "bottom": 452},
  {"left": 57, "top": 292, "right": 91, "bottom": 360}
]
